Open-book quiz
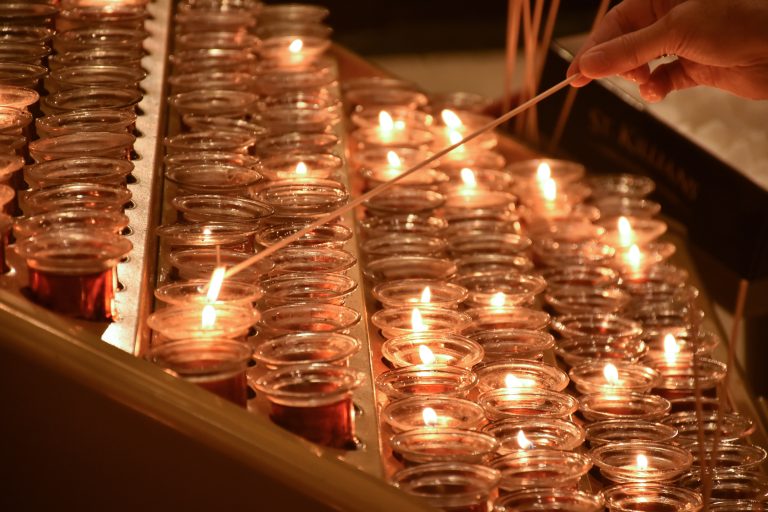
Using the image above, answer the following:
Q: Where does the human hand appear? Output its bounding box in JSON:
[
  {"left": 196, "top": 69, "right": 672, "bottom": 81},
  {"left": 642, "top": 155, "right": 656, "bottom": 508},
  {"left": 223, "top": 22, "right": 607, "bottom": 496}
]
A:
[{"left": 567, "top": 0, "right": 768, "bottom": 101}]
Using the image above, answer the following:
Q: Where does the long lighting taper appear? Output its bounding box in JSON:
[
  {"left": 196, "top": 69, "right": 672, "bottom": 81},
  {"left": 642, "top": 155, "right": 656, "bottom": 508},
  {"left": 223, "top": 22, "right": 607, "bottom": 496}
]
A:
[{"left": 224, "top": 74, "right": 580, "bottom": 279}]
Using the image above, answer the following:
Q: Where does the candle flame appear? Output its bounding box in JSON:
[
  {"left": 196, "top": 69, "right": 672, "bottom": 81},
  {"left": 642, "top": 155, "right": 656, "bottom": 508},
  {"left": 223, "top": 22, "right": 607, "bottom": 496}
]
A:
[
  {"left": 625, "top": 244, "right": 643, "bottom": 271},
  {"left": 664, "top": 333, "right": 680, "bottom": 365},
  {"left": 516, "top": 429, "right": 534, "bottom": 450},
  {"left": 411, "top": 307, "right": 427, "bottom": 332},
  {"left": 288, "top": 38, "right": 303, "bottom": 53},
  {"left": 448, "top": 130, "right": 463, "bottom": 145},
  {"left": 636, "top": 454, "right": 649, "bottom": 470},
  {"left": 490, "top": 292, "right": 506, "bottom": 308},
  {"left": 536, "top": 162, "right": 552, "bottom": 181},
  {"left": 295, "top": 161, "right": 308, "bottom": 176},
  {"left": 440, "top": 109, "right": 463, "bottom": 130},
  {"left": 419, "top": 344, "right": 436, "bottom": 365},
  {"left": 423, "top": 406, "right": 438, "bottom": 426},
  {"left": 203, "top": 227, "right": 212, "bottom": 236},
  {"left": 617, "top": 216, "right": 634, "bottom": 247},
  {"left": 201, "top": 304, "right": 217, "bottom": 329},
  {"left": 504, "top": 374, "right": 534, "bottom": 388},
  {"left": 386, "top": 150, "right": 402, "bottom": 168},
  {"left": 603, "top": 363, "right": 620, "bottom": 385},
  {"left": 206, "top": 266, "right": 226, "bottom": 303},
  {"left": 460, "top": 168, "right": 477, "bottom": 188},
  {"left": 420, "top": 286, "right": 432, "bottom": 303},
  {"left": 378, "top": 111, "right": 394, "bottom": 132},
  {"left": 541, "top": 178, "right": 557, "bottom": 202}
]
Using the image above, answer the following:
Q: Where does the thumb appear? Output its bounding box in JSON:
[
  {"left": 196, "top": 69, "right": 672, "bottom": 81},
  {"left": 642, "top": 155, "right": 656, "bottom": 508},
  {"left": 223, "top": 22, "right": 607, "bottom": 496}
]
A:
[{"left": 578, "top": 16, "right": 678, "bottom": 79}]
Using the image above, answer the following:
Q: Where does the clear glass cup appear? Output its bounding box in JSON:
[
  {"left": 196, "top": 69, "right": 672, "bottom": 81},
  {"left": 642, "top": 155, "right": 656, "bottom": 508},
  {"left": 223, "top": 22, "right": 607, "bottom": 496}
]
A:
[
  {"left": 181, "top": 116, "right": 267, "bottom": 138},
  {"left": 171, "top": 194, "right": 274, "bottom": 224},
  {"left": 147, "top": 339, "right": 251, "bottom": 407},
  {"left": 375, "top": 366, "right": 478, "bottom": 401},
  {"left": 169, "top": 90, "right": 259, "bottom": 119},
  {"left": 372, "top": 279, "right": 468, "bottom": 309},
  {"left": 56, "top": 5, "right": 148, "bottom": 31},
  {"left": 169, "top": 71, "right": 259, "bottom": 94},
  {"left": 590, "top": 441, "right": 693, "bottom": 484},
  {"left": 0, "top": 85, "right": 39, "bottom": 111},
  {"left": 13, "top": 209, "right": 129, "bottom": 240},
  {"left": 259, "top": 272, "right": 357, "bottom": 306},
  {"left": 53, "top": 27, "right": 148, "bottom": 54},
  {"left": 256, "top": 178, "right": 349, "bottom": 220},
  {"left": 551, "top": 313, "right": 643, "bottom": 342},
  {"left": 474, "top": 360, "right": 569, "bottom": 394},
  {"left": 164, "top": 131, "right": 256, "bottom": 155},
  {"left": 29, "top": 132, "right": 135, "bottom": 161},
  {"left": 483, "top": 417, "right": 586, "bottom": 452},
  {"left": 36, "top": 109, "right": 137, "bottom": 137},
  {"left": 363, "top": 187, "right": 445, "bottom": 216},
  {"left": 155, "top": 222, "right": 258, "bottom": 253},
  {"left": 258, "top": 152, "right": 342, "bottom": 181},
  {"left": 259, "top": 303, "right": 361, "bottom": 336},
  {"left": 602, "top": 483, "right": 702, "bottom": 512},
  {"left": 587, "top": 173, "right": 655, "bottom": 199},
  {"left": 254, "top": 58, "right": 338, "bottom": 96},
  {"left": 252, "top": 332, "right": 360, "bottom": 369},
  {"left": 0, "top": 105, "right": 32, "bottom": 135},
  {"left": 578, "top": 392, "right": 671, "bottom": 422},
  {"left": 390, "top": 428, "right": 497, "bottom": 465},
  {"left": 463, "top": 307, "right": 551, "bottom": 334},
  {"left": 381, "top": 333, "right": 483, "bottom": 368},
  {"left": 469, "top": 329, "right": 555, "bottom": 362},
  {"left": 0, "top": 62, "right": 47, "bottom": 89},
  {"left": 495, "top": 488, "right": 604, "bottom": 512},
  {"left": 24, "top": 157, "right": 133, "bottom": 189},
  {"left": 479, "top": 388, "right": 579, "bottom": 421},
  {"left": 0, "top": 25, "right": 52, "bottom": 46},
  {"left": 170, "top": 48, "right": 257, "bottom": 75},
  {"left": 491, "top": 449, "right": 593, "bottom": 491},
  {"left": 382, "top": 396, "right": 485, "bottom": 433},
  {"left": 147, "top": 303, "right": 259, "bottom": 342},
  {"left": 0, "top": 3, "right": 58, "bottom": 27},
  {"left": 585, "top": 419, "right": 678, "bottom": 448},
  {"left": 568, "top": 361, "right": 661, "bottom": 394},
  {"left": 169, "top": 248, "right": 274, "bottom": 283},
  {"left": 256, "top": 223, "right": 352, "bottom": 250},
  {"left": 164, "top": 150, "right": 261, "bottom": 171},
  {"left": 359, "top": 214, "right": 448, "bottom": 239},
  {"left": 255, "top": 131, "right": 338, "bottom": 156},
  {"left": 259, "top": 3, "right": 329, "bottom": 23},
  {"left": 363, "top": 255, "right": 456, "bottom": 283},
  {"left": 555, "top": 337, "right": 649, "bottom": 368},
  {"left": 361, "top": 233, "right": 448, "bottom": 260},
  {"left": 23, "top": 183, "right": 131, "bottom": 214},
  {"left": 455, "top": 254, "right": 534, "bottom": 276},
  {"left": 661, "top": 411, "right": 755, "bottom": 444},
  {"left": 454, "top": 272, "right": 546, "bottom": 308},
  {"left": 371, "top": 307, "right": 472, "bottom": 340},
  {"left": 269, "top": 247, "right": 356, "bottom": 275},
  {"left": 47, "top": 65, "right": 146, "bottom": 92},
  {"left": 153, "top": 280, "right": 263, "bottom": 307},
  {"left": 545, "top": 286, "right": 630, "bottom": 315},
  {"left": 679, "top": 469, "right": 768, "bottom": 503},
  {"left": 164, "top": 164, "right": 263, "bottom": 196},
  {"left": 49, "top": 47, "right": 144, "bottom": 70},
  {"left": 175, "top": 30, "right": 260, "bottom": 51}
]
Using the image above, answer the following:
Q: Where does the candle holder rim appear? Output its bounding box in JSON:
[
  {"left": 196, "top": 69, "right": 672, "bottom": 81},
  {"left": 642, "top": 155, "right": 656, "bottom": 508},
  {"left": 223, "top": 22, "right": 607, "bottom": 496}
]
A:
[
  {"left": 481, "top": 417, "right": 586, "bottom": 450},
  {"left": 585, "top": 419, "right": 678, "bottom": 446},
  {"left": 390, "top": 462, "right": 501, "bottom": 505},
  {"left": 252, "top": 362, "right": 364, "bottom": 406},
  {"left": 146, "top": 338, "right": 253, "bottom": 376},
  {"left": 372, "top": 278, "right": 469, "bottom": 307},
  {"left": 171, "top": 194, "right": 275, "bottom": 219},
  {"left": 474, "top": 360, "right": 570, "bottom": 392},
  {"left": 381, "top": 331, "right": 483, "bottom": 369},
  {"left": 578, "top": 391, "right": 671, "bottom": 421},
  {"left": 382, "top": 395, "right": 486, "bottom": 432},
  {"left": 601, "top": 483, "right": 703, "bottom": 512},
  {"left": 153, "top": 279, "right": 263, "bottom": 306},
  {"left": 390, "top": 427, "right": 499, "bottom": 463},
  {"left": 495, "top": 488, "right": 604, "bottom": 512},
  {"left": 479, "top": 388, "right": 579, "bottom": 420},
  {"left": 252, "top": 332, "right": 361, "bottom": 367},
  {"left": 375, "top": 364, "right": 478, "bottom": 399}
]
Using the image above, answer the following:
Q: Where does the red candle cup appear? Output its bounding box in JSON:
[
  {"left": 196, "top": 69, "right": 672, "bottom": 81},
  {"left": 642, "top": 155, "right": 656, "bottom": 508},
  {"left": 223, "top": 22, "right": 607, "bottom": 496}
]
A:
[
  {"left": 483, "top": 418, "right": 586, "bottom": 452},
  {"left": 154, "top": 280, "right": 263, "bottom": 307},
  {"left": 376, "top": 365, "right": 478, "bottom": 400},
  {"left": 15, "top": 231, "right": 132, "bottom": 321},
  {"left": 590, "top": 441, "right": 693, "bottom": 484},
  {"left": 474, "top": 360, "right": 570, "bottom": 394},
  {"left": 602, "top": 483, "right": 702, "bottom": 512},
  {"left": 372, "top": 279, "right": 468, "bottom": 309},
  {"left": 463, "top": 307, "right": 551, "bottom": 334},
  {"left": 260, "top": 272, "right": 357, "bottom": 307},
  {"left": 147, "top": 304, "right": 260, "bottom": 343},
  {"left": 585, "top": 420, "right": 678, "bottom": 449},
  {"left": 569, "top": 361, "right": 660, "bottom": 394},
  {"left": 578, "top": 392, "right": 671, "bottom": 422},
  {"left": 171, "top": 195, "right": 275, "bottom": 225},
  {"left": 253, "top": 363, "right": 364, "bottom": 449},
  {"left": 390, "top": 428, "right": 498, "bottom": 465},
  {"left": 372, "top": 306, "right": 472, "bottom": 340},
  {"left": 554, "top": 337, "right": 649, "bottom": 368},
  {"left": 269, "top": 247, "right": 357, "bottom": 275},
  {"left": 170, "top": 248, "right": 274, "bottom": 283},
  {"left": 147, "top": 339, "right": 252, "bottom": 407},
  {"left": 391, "top": 462, "right": 500, "bottom": 512},
  {"left": 491, "top": 449, "right": 593, "bottom": 492},
  {"left": 495, "top": 488, "right": 604, "bottom": 512},
  {"left": 551, "top": 313, "right": 643, "bottom": 343},
  {"left": 479, "top": 388, "right": 579, "bottom": 421},
  {"left": 381, "top": 333, "right": 483, "bottom": 368},
  {"left": 252, "top": 332, "right": 361, "bottom": 370},
  {"left": 382, "top": 396, "right": 486, "bottom": 433},
  {"left": 469, "top": 328, "right": 555, "bottom": 362},
  {"left": 363, "top": 255, "right": 457, "bottom": 283},
  {"left": 259, "top": 303, "right": 361, "bottom": 336}
]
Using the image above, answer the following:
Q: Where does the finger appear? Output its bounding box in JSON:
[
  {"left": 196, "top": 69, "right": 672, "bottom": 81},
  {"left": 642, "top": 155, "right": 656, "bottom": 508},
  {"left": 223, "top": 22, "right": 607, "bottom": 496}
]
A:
[
  {"left": 638, "top": 60, "right": 698, "bottom": 102},
  {"left": 621, "top": 64, "right": 651, "bottom": 83}
]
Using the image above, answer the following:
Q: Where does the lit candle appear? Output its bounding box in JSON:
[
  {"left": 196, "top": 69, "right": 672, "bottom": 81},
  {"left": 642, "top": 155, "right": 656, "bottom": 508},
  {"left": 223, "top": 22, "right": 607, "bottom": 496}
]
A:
[
  {"left": 617, "top": 216, "right": 635, "bottom": 248},
  {"left": 377, "top": 111, "right": 396, "bottom": 144},
  {"left": 604, "top": 363, "right": 621, "bottom": 387},
  {"left": 490, "top": 292, "right": 506, "bottom": 310},
  {"left": 294, "top": 161, "right": 308, "bottom": 177},
  {"left": 411, "top": 307, "right": 428, "bottom": 332},
  {"left": 459, "top": 167, "right": 477, "bottom": 197},
  {"left": 423, "top": 406, "right": 439, "bottom": 427},
  {"left": 384, "top": 150, "right": 403, "bottom": 180},
  {"left": 504, "top": 373, "right": 536, "bottom": 389},
  {"left": 516, "top": 429, "right": 535, "bottom": 450},
  {"left": 420, "top": 286, "right": 432, "bottom": 304},
  {"left": 419, "top": 344, "right": 437, "bottom": 365},
  {"left": 288, "top": 38, "right": 304, "bottom": 65},
  {"left": 624, "top": 244, "right": 644, "bottom": 273},
  {"left": 663, "top": 333, "right": 680, "bottom": 366},
  {"left": 441, "top": 109, "right": 467, "bottom": 158}
]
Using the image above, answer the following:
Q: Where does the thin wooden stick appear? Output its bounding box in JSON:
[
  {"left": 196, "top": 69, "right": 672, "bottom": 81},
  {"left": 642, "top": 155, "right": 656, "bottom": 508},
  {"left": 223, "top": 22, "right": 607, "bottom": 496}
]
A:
[
  {"left": 692, "top": 351, "right": 712, "bottom": 512},
  {"left": 502, "top": 0, "right": 523, "bottom": 117},
  {"left": 547, "top": 0, "right": 611, "bottom": 153},
  {"left": 224, "top": 74, "right": 581, "bottom": 279},
  {"left": 515, "top": 0, "right": 536, "bottom": 138},
  {"left": 527, "top": 0, "right": 561, "bottom": 141}
]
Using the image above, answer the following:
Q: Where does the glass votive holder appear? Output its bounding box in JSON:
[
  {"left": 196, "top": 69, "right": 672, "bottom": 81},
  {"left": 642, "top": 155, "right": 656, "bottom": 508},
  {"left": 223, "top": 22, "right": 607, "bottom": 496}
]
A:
[
  {"left": 661, "top": 411, "right": 755, "bottom": 444},
  {"left": 350, "top": 124, "right": 434, "bottom": 151},
  {"left": 259, "top": 4, "right": 330, "bottom": 24},
  {"left": 175, "top": 30, "right": 260, "bottom": 52},
  {"left": 443, "top": 190, "right": 517, "bottom": 213},
  {"left": 49, "top": 47, "right": 144, "bottom": 71},
  {"left": 437, "top": 150, "right": 506, "bottom": 172},
  {"left": 448, "top": 233, "right": 531, "bottom": 258},
  {"left": 543, "top": 265, "right": 620, "bottom": 290},
  {"left": 259, "top": 303, "right": 361, "bottom": 336},
  {"left": 362, "top": 165, "right": 448, "bottom": 190},
  {"left": 455, "top": 254, "right": 534, "bottom": 277},
  {"left": 155, "top": 222, "right": 258, "bottom": 253},
  {"left": 255, "top": 178, "right": 348, "bottom": 219},
  {"left": 170, "top": 248, "right": 274, "bottom": 283},
  {"left": 0, "top": 183, "right": 14, "bottom": 214},
  {"left": 164, "top": 131, "right": 256, "bottom": 155},
  {"left": 687, "top": 442, "right": 767, "bottom": 471},
  {"left": 491, "top": 449, "right": 593, "bottom": 492},
  {"left": 613, "top": 242, "right": 676, "bottom": 275},
  {"left": 591, "top": 196, "right": 662, "bottom": 219},
  {"left": 372, "top": 307, "right": 473, "bottom": 340},
  {"left": 170, "top": 48, "right": 257, "bottom": 75},
  {"left": 526, "top": 218, "right": 605, "bottom": 244},
  {"left": 13, "top": 209, "right": 129, "bottom": 240},
  {"left": 552, "top": 313, "right": 643, "bottom": 342},
  {"left": 578, "top": 392, "right": 671, "bottom": 422},
  {"left": 346, "top": 87, "right": 429, "bottom": 114},
  {"left": 259, "top": 272, "right": 357, "bottom": 306},
  {"left": 36, "top": 109, "right": 137, "bottom": 138},
  {"left": 147, "top": 339, "right": 251, "bottom": 407},
  {"left": 440, "top": 166, "right": 514, "bottom": 193},
  {"left": 506, "top": 158, "right": 585, "bottom": 183},
  {"left": 363, "top": 255, "right": 456, "bottom": 283},
  {"left": 0, "top": 85, "right": 39, "bottom": 111},
  {"left": 350, "top": 106, "right": 433, "bottom": 130},
  {"left": 643, "top": 355, "right": 726, "bottom": 398},
  {"left": 252, "top": 363, "right": 363, "bottom": 449},
  {"left": 483, "top": 417, "right": 586, "bottom": 452},
  {"left": 15, "top": 230, "right": 131, "bottom": 321},
  {"left": 254, "top": 59, "right": 337, "bottom": 96},
  {"left": 495, "top": 488, "right": 604, "bottom": 512},
  {"left": 259, "top": 152, "right": 342, "bottom": 181},
  {"left": 372, "top": 279, "right": 468, "bottom": 309},
  {"left": 681, "top": 469, "right": 768, "bottom": 504},
  {"left": 56, "top": 5, "right": 148, "bottom": 31},
  {"left": 0, "top": 105, "right": 32, "bottom": 135},
  {"left": 255, "top": 131, "right": 338, "bottom": 156},
  {"left": 252, "top": 332, "right": 360, "bottom": 369},
  {"left": 469, "top": 329, "right": 555, "bottom": 361},
  {"left": 361, "top": 233, "right": 448, "bottom": 260},
  {"left": 165, "top": 150, "right": 261, "bottom": 171},
  {"left": 474, "top": 360, "right": 569, "bottom": 394},
  {"left": 585, "top": 420, "right": 678, "bottom": 448},
  {"left": 533, "top": 239, "right": 616, "bottom": 268},
  {"left": 390, "top": 428, "right": 498, "bottom": 465},
  {"left": 590, "top": 441, "right": 693, "bottom": 484},
  {"left": 587, "top": 173, "right": 655, "bottom": 199},
  {"left": 23, "top": 183, "right": 131, "bottom": 215},
  {"left": 0, "top": 62, "right": 47, "bottom": 89},
  {"left": 171, "top": 194, "right": 274, "bottom": 224},
  {"left": 259, "top": 34, "right": 331, "bottom": 69},
  {"left": 24, "top": 157, "right": 133, "bottom": 189},
  {"left": 382, "top": 396, "right": 486, "bottom": 433},
  {"left": 269, "top": 247, "right": 357, "bottom": 274},
  {"left": 47, "top": 65, "right": 146, "bottom": 92},
  {"left": 0, "top": 3, "right": 58, "bottom": 26},
  {"left": 359, "top": 214, "right": 448, "bottom": 239},
  {"left": 0, "top": 42, "right": 50, "bottom": 66},
  {"left": 182, "top": 116, "right": 266, "bottom": 139},
  {"left": 599, "top": 216, "right": 668, "bottom": 249},
  {"left": 42, "top": 86, "right": 142, "bottom": 115},
  {"left": 376, "top": 365, "right": 478, "bottom": 400},
  {"left": 381, "top": 332, "right": 483, "bottom": 368},
  {"left": 569, "top": 361, "right": 660, "bottom": 394},
  {"left": 165, "top": 164, "right": 263, "bottom": 196},
  {"left": 620, "top": 262, "right": 690, "bottom": 291},
  {"left": 29, "top": 132, "right": 135, "bottom": 162},
  {"left": 259, "top": 105, "right": 340, "bottom": 135},
  {"left": 555, "top": 337, "right": 649, "bottom": 367},
  {"left": 463, "top": 307, "right": 551, "bottom": 334},
  {"left": 363, "top": 188, "right": 446, "bottom": 216},
  {"left": 455, "top": 272, "right": 546, "bottom": 308},
  {"left": 147, "top": 303, "right": 259, "bottom": 342},
  {"left": 391, "top": 462, "right": 500, "bottom": 512},
  {"left": 545, "top": 286, "right": 630, "bottom": 315},
  {"left": 602, "top": 483, "right": 702, "bottom": 512},
  {"left": 445, "top": 218, "right": 524, "bottom": 239},
  {"left": 0, "top": 152, "right": 22, "bottom": 186},
  {"left": 643, "top": 329, "right": 719, "bottom": 359},
  {"left": 154, "top": 280, "right": 263, "bottom": 307},
  {"left": 630, "top": 305, "right": 705, "bottom": 340},
  {"left": 0, "top": 25, "right": 52, "bottom": 46},
  {"left": 256, "top": 222, "right": 352, "bottom": 250},
  {"left": 174, "top": 9, "right": 255, "bottom": 34},
  {"left": 480, "top": 388, "right": 579, "bottom": 421},
  {"left": 170, "top": 89, "right": 258, "bottom": 119}
]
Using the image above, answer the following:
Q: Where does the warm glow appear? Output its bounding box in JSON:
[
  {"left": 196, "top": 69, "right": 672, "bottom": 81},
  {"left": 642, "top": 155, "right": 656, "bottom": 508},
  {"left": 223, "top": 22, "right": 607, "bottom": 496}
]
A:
[
  {"left": 536, "top": 162, "right": 552, "bottom": 181},
  {"left": 378, "top": 111, "right": 394, "bottom": 132},
  {"left": 440, "top": 109, "right": 463, "bottom": 130},
  {"left": 201, "top": 304, "right": 217, "bottom": 329},
  {"left": 423, "top": 407, "right": 438, "bottom": 426},
  {"left": 636, "top": 454, "right": 649, "bottom": 470},
  {"left": 516, "top": 430, "right": 534, "bottom": 450},
  {"left": 419, "top": 344, "right": 436, "bottom": 365},
  {"left": 460, "top": 168, "right": 477, "bottom": 188},
  {"left": 411, "top": 307, "right": 427, "bottom": 332},
  {"left": 386, "top": 150, "right": 402, "bottom": 168},
  {"left": 288, "top": 38, "right": 303, "bottom": 53},
  {"left": 664, "top": 333, "right": 680, "bottom": 365},
  {"left": 420, "top": 286, "right": 432, "bottom": 303},
  {"left": 490, "top": 292, "right": 506, "bottom": 308},
  {"left": 504, "top": 374, "right": 535, "bottom": 388},
  {"left": 603, "top": 363, "right": 620, "bottom": 385},
  {"left": 541, "top": 178, "right": 557, "bottom": 202},
  {"left": 295, "top": 161, "right": 308, "bottom": 176},
  {"left": 203, "top": 227, "right": 212, "bottom": 236},
  {"left": 206, "top": 266, "right": 226, "bottom": 303},
  {"left": 625, "top": 244, "right": 643, "bottom": 271},
  {"left": 617, "top": 216, "right": 634, "bottom": 247},
  {"left": 448, "top": 130, "right": 464, "bottom": 146}
]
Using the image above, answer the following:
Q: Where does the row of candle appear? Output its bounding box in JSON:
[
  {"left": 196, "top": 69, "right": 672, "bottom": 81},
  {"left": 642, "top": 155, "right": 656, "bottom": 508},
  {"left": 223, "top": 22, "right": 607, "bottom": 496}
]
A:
[
  {"left": 342, "top": 78, "right": 767, "bottom": 509},
  {"left": 0, "top": 0, "right": 153, "bottom": 322}
]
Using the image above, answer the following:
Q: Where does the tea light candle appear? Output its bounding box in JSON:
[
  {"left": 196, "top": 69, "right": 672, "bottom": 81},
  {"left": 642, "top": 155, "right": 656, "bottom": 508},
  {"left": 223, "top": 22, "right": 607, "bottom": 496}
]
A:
[
  {"left": 584, "top": 419, "right": 678, "bottom": 448},
  {"left": 382, "top": 396, "right": 485, "bottom": 433},
  {"left": 568, "top": 361, "right": 661, "bottom": 394},
  {"left": 590, "top": 441, "right": 692, "bottom": 483},
  {"left": 351, "top": 111, "right": 434, "bottom": 149},
  {"left": 372, "top": 279, "right": 468, "bottom": 309},
  {"left": 480, "top": 388, "right": 579, "bottom": 421},
  {"left": 148, "top": 303, "right": 260, "bottom": 343},
  {"left": 390, "top": 428, "right": 498, "bottom": 465},
  {"left": 578, "top": 391, "right": 671, "bottom": 422},
  {"left": 443, "top": 167, "right": 517, "bottom": 211},
  {"left": 474, "top": 360, "right": 570, "bottom": 394},
  {"left": 491, "top": 449, "right": 593, "bottom": 491},
  {"left": 375, "top": 365, "right": 478, "bottom": 400},
  {"left": 602, "top": 483, "right": 703, "bottom": 512},
  {"left": 599, "top": 215, "right": 667, "bottom": 249},
  {"left": 381, "top": 332, "right": 484, "bottom": 369},
  {"left": 370, "top": 306, "right": 472, "bottom": 339},
  {"left": 483, "top": 418, "right": 586, "bottom": 452}
]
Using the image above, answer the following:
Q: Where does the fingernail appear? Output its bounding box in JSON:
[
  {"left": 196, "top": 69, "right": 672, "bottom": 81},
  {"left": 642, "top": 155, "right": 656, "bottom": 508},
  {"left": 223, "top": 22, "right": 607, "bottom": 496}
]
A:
[{"left": 580, "top": 50, "right": 609, "bottom": 75}]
